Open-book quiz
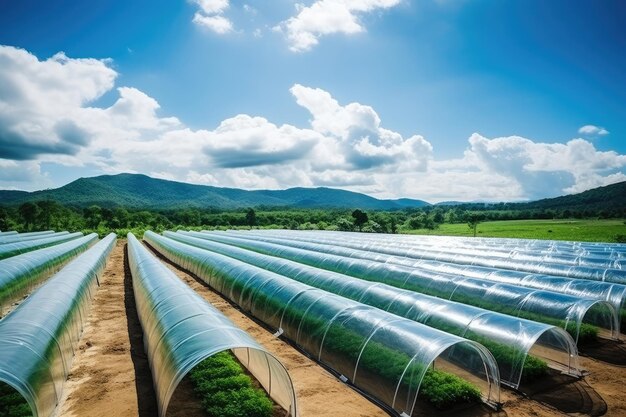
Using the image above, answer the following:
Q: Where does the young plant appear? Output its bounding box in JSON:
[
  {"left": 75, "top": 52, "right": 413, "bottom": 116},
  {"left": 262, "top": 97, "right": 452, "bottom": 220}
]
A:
[{"left": 189, "top": 352, "right": 273, "bottom": 417}]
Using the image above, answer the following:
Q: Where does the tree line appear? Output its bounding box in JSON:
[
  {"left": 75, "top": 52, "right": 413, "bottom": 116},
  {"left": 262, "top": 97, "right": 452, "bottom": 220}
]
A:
[{"left": 0, "top": 200, "right": 623, "bottom": 238}]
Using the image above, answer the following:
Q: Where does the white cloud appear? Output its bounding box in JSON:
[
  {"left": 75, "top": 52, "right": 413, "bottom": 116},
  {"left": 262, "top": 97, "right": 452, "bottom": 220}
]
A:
[
  {"left": 578, "top": 124, "right": 609, "bottom": 136},
  {"left": 290, "top": 84, "right": 432, "bottom": 171},
  {"left": 194, "top": 0, "right": 229, "bottom": 14},
  {"left": 2, "top": 45, "right": 625, "bottom": 202},
  {"left": 0, "top": 45, "right": 116, "bottom": 160},
  {"left": 275, "top": 0, "right": 402, "bottom": 52},
  {"left": 191, "top": 0, "right": 233, "bottom": 34}
]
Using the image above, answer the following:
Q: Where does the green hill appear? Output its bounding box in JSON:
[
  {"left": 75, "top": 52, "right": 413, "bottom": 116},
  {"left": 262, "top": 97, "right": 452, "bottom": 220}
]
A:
[{"left": 0, "top": 173, "right": 430, "bottom": 210}]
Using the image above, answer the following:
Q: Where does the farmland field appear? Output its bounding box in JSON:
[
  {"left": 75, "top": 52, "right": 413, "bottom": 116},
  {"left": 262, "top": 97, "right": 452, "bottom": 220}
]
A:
[
  {"left": 404, "top": 219, "right": 626, "bottom": 242},
  {"left": 2, "top": 229, "right": 626, "bottom": 417}
]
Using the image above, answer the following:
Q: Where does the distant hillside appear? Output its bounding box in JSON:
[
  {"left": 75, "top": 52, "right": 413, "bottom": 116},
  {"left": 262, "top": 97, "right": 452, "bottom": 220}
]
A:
[
  {"left": 0, "top": 173, "right": 430, "bottom": 210},
  {"left": 516, "top": 181, "right": 626, "bottom": 212},
  {"left": 442, "top": 181, "right": 626, "bottom": 213}
]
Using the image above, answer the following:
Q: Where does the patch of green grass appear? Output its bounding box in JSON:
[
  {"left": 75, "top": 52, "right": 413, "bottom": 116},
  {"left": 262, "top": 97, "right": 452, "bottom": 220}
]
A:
[
  {"left": 189, "top": 352, "right": 273, "bottom": 417},
  {"left": 0, "top": 383, "right": 31, "bottom": 417},
  {"left": 403, "top": 219, "right": 626, "bottom": 243}
]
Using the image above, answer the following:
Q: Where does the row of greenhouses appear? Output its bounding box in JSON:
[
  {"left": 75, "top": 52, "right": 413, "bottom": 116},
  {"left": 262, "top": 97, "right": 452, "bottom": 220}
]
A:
[
  {"left": 2, "top": 227, "right": 621, "bottom": 417},
  {"left": 164, "top": 231, "right": 579, "bottom": 390},
  {"left": 0, "top": 233, "right": 98, "bottom": 316},
  {"left": 190, "top": 231, "right": 621, "bottom": 343},
  {"left": 0, "top": 233, "right": 116, "bottom": 417},
  {"left": 235, "top": 230, "right": 626, "bottom": 282},
  {"left": 145, "top": 231, "right": 501, "bottom": 416},
  {"left": 212, "top": 230, "right": 626, "bottom": 330},
  {"left": 146, "top": 229, "right": 626, "bottom": 414}
]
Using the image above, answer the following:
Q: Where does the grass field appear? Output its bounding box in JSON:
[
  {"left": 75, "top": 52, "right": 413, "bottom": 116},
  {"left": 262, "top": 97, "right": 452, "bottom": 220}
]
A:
[{"left": 403, "top": 219, "right": 626, "bottom": 243}]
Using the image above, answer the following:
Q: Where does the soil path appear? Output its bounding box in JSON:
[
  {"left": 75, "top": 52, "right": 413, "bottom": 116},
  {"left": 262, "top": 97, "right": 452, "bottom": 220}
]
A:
[{"left": 55, "top": 241, "right": 158, "bottom": 417}]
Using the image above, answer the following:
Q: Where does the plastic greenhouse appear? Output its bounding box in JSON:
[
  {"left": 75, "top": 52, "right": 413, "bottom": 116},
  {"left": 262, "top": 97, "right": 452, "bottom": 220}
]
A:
[
  {"left": 144, "top": 231, "right": 501, "bottom": 415},
  {"left": 0, "top": 232, "right": 83, "bottom": 261},
  {"left": 194, "top": 232, "right": 619, "bottom": 345},
  {"left": 0, "top": 231, "right": 58, "bottom": 245},
  {"left": 0, "top": 233, "right": 116, "bottom": 417},
  {"left": 127, "top": 233, "right": 298, "bottom": 417},
  {"left": 249, "top": 230, "right": 626, "bottom": 284},
  {"left": 0, "top": 233, "right": 98, "bottom": 316},
  {"left": 166, "top": 230, "right": 581, "bottom": 389},
  {"left": 217, "top": 230, "right": 626, "bottom": 330}
]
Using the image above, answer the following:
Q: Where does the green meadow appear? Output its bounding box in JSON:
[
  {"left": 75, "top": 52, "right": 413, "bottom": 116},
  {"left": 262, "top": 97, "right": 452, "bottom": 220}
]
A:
[{"left": 404, "top": 219, "right": 626, "bottom": 243}]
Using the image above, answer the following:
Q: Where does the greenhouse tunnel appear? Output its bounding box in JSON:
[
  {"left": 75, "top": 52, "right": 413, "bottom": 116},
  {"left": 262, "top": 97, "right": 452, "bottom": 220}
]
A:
[
  {"left": 0, "top": 233, "right": 116, "bottom": 417},
  {"left": 168, "top": 230, "right": 581, "bottom": 390},
  {"left": 0, "top": 231, "right": 60, "bottom": 245},
  {"left": 144, "top": 231, "right": 501, "bottom": 416},
  {"left": 276, "top": 230, "right": 624, "bottom": 270},
  {"left": 126, "top": 234, "right": 298, "bottom": 417},
  {"left": 194, "top": 231, "right": 620, "bottom": 345},
  {"left": 247, "top": 230, "right": 626, "bottom": 284},
  {"left": 0, "top": 233, "right": 98, "bottom": 317},
  {"left": 227, "top": 229, "right": 626, "bottom": 334},
  {"left": 0, "top": 232, "right": 84, "bottom": 261}
]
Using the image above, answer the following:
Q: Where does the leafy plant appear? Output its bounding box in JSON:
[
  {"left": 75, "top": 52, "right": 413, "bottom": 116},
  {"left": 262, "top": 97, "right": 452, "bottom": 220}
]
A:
[
  {"left": 0, "top": 383, "right": 31, "bottom": 417},
  {"left": 420, "top": 369, "right": 481, "bottom": 409},
  {"left": 189, "top": 352, "right": 273, "bottom": 417}
]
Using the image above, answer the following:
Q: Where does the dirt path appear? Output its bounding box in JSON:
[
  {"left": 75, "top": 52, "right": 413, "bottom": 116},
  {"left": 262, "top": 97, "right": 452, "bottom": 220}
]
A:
[
  {"left": 54, "top": 239, "right": 626, "bottom": 417},
  {"left": 55, "top": 241, "right": 158, "bottom": 417}
]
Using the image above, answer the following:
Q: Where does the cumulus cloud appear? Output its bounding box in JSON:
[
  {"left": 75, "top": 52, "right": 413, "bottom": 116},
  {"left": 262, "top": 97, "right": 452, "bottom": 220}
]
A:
[
  {"left": 2, "top": 45, "right": 625, "bottom": 201},
  {"left": 290, "top": 84, "right": 432, "bottom": 171},
  {"left": 191, "top": 0, "right": 233, "bottom": 34},
  {"left": 0, "top": 46, "right": 116, "bottom": 160},
  {"left": 462, "top": 133, "right": 626, "bottom": 200},
  {"left": 578, "top": 124, "right": 609, "bottom": 136},
  {"left": 204, "top": 115, "right": 320, "bottom": 168},
  {"left": 275, "top": 0, "right": 402, "bottom": 52}
]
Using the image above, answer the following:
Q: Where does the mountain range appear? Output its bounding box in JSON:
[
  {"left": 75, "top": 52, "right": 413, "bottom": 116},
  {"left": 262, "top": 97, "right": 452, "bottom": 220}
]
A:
[
  {"left": 0, "top": 173, "right": 429, "bottom": 210},
  {"left": 0, "top": 173, "right": 624, "bottom": 212}
]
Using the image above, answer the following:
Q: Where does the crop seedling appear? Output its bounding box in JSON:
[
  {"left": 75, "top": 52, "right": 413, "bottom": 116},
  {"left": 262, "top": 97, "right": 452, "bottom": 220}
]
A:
[{"left": 189, "top": 351, "right": 273, "bottom": 417}]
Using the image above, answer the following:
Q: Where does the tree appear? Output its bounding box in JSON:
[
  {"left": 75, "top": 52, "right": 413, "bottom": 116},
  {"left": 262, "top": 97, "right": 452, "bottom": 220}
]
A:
[
  {"left": 467, "top": 213, "right": 483, "bottom": 237},
  {"left": 18, "top": 202, "right": 39, "bottom": 231},
  {"left": 36, "top": 200, "right": 58, "bottom": 230},
  {"left": 336, "top": 217, "right": 354, "bottom": 231},
  {"left": 84, "top": 205, "right": 103, "bottom": 229},
  {"left": 352, "top": 209, "right": 369, "bottom": 232},
  {"left": 246, "top": 208, "right": 257, "bottom": 228},
  {"left": 0, "top": 207, "right": 9, "bottom": 231},
  {"left": 390, "top": 218, "right": 398, "bottom": 234}
]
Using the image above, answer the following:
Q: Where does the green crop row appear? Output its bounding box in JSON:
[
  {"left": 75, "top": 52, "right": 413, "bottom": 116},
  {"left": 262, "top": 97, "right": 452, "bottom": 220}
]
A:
[
  {"left": 0, "top": 383, "right": 30, "bottom": 417},
  {"left": 189, "top": 352, "right": 273, "bottom": 417}
]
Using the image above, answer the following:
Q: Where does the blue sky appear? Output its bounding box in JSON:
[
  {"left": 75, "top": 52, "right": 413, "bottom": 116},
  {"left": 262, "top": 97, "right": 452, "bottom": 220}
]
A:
[{"left": 0, "top": 0, "right": 624, "bottom": 202}]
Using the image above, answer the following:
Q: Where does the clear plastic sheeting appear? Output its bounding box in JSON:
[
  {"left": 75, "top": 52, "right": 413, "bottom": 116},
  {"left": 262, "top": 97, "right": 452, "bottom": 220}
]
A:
[
  {"left": 0, "top": 232, "right": 83, "bottom": 261},
  {"left": 250, "top": 230, "right": 626, "bottom": 283},
  {"left": 216, "top": 230, "right": 626, "bottom": 329},
  {"left": 167, "top": 231, "right": 580, "bottom": 389},
  {"left": 0, "top": 231, "right": 56, "bottom": 244},
  {"left": 0, "top": 233, "right": 116, "bottom": 417},
  {"left": 0, "top": 233, "right": 98, "bottom": 316},
  {"left": 144, "top": 231, "right": 501, "bottom": 415},
  {"left": 126, "top": 234, "right": 298, "bottom": 417},
  {"left": 196, "top": 232, "right": 619, "bottom": 344},
  {"left": 369, "top": 233, "right": 626, "bottom": 259}
]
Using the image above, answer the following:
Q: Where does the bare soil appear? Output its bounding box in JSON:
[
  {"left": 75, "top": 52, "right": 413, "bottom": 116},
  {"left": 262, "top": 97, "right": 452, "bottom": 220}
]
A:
[{"left": 55, "top": 240, "right": 626, "bottom": 417}]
